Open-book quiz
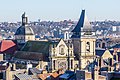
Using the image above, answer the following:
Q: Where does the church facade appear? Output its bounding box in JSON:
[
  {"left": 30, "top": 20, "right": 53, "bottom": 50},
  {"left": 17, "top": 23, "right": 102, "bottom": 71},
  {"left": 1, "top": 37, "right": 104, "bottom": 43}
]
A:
[{"left": 14, "top": 39, "right": 75, "bottom": 72}]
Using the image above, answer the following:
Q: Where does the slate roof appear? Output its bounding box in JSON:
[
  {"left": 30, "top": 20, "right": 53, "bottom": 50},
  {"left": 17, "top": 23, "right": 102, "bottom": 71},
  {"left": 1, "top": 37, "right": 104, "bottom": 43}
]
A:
[
  {"left": 29, "top": 68, "right": 42, "bottom": 74},
  {"left": 59, "top": 70, "right": 75, "bottom": 79},
  {"left": 96, "top": 49, "right": 106, "bottom": 57},
  {"left": 71, "top": 33, "right": 81, "bottom": 38},
  {"left": 109, "top": 50, "right": 114, "bottom": 55},
  {"left": 71, "top": 10, "right": 94, "bottom": 38},
  {"left": 15, "top": 13, "right": 34, "bottom": 35},
  {"left": 14, "top": 40, "right": 59, "bottom": 61},
  {"left": 22, "top": 41, "right": 50, "bottom": 52},
  {"left": 111, "top": 44, "right": 120, "bottom": 48},
  {"left": 117, "top": 52, "right": 120, "bottom": 55},
  {"left": 35, "top": 35, "right": 40, "bottom": 38},
  {"left": 71, "top": 10, "right": 85, "bottom": 32},
  {"left": 14, "top": 73, "right": 32, "bottom": 80},
  {"left": 71, "top": 10, "right": 85, "bottom": 38},
  {"left": 14, "top": 51, "right": 44, "bottom": 61},
  {"left": 15, "top": 26, "right": 34, "bottom": 35},
  {"left": 21, "top": 40, "right": 58, "bottom": 55},
  {"left": 95, "top": 49, "right": 114, "bottom": 57}
]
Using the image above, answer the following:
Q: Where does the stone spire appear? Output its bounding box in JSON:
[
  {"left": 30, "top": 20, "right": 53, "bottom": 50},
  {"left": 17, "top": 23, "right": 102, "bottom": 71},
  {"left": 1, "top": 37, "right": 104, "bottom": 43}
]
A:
[
  {"left": 72, "top": 10, "right": 85, "bottom": 33},
  {"left": 82, "top": 11, "right": 92, "bottom": 31},
  {"left": 71, "top": 10, "right": 84, "bottom": 38},
  {"left": 71, "top": 10, "right": 93, "bottom": 38}
]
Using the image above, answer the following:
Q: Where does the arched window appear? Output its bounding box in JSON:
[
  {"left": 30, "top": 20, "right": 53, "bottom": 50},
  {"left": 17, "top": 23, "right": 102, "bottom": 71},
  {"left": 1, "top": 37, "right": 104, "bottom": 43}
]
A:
[
  {"left": 86, "top": 42, "right": 90, "bottom": 52},
  {"left": 59, "top": 45, "right": 65, "bottom": 55},
  {"left": 70, "top": 51, "right": 72, "bottom": 56},
  {"left": 102, "top": 42, "right": 105, "bottom": 48},
  {"left": 53, "top": 60, "right": 56, "bottom": 70},
  {"left": 70, "top": 44, "right": 72, "bottom": 48},
  {"left": 61, "top": 48, "right": 64, "bottom": 54},
  {"left": 87, "top": 60, "right": 90, "bottom": 65}
]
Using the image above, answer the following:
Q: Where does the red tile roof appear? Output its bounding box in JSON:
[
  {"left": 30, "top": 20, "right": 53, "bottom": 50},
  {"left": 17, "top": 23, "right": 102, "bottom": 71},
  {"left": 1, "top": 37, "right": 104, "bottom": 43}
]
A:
[
  {"left": 37, "top": 71, "right": 62, "bottom": 80},
  {"left": 0, "top": 40, "right": 17, "bottom": 54},
  {"left": 50, "top": 72, "right": 59, "bottom": 78},
  {"left": 50, "top": 72, "right": 61, "bottom": 80},
  {"left": 37, "top": 73, "right": 51, "bottom": 80}
]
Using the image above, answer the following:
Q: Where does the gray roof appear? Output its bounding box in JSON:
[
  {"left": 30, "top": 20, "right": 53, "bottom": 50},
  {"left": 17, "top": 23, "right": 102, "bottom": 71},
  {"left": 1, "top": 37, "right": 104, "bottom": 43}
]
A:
[
  {"left": 72, "top": 10, "right": 93, "bottom": 33},
  {"left": 95, "top": 49, "right": 114, "bottom": 57},
  {"left": 96, "top": 49, "right": 106, "bottom": 57},
  {"left": 14, "top": 51, "right": 44, "bottom": 61},
  {"left": 15, "top": 12, "right": 34, "bottom": 35},
  {"left": 15, "top": 25, "right": 34, "bottom": 35},
  {"left": 111, "top": 44, "right": 120, "bottom": 48},
  {"left": 21, "top": 40, "right": 59, "bottom": 54},
  {"left": 14, "top": 40, "right": 59, "bottom": 61},
  {"left": 29, "top": 68, "right": 42, "bottom": 74},
  {"left": 59, "top": 70, "right": 75, "bottom": 79},
  {"left": 15, "top": 73, "right": 32, "bottom": 80},
  {"left": 71, "top": 10, "right": 85, "bottom": 33}
]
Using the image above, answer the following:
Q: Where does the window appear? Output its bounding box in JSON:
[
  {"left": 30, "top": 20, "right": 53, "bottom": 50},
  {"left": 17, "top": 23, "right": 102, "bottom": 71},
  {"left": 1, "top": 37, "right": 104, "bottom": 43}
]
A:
[
  {"left": 53, "top": 49, "right": 55, "bottom": 56},
  {"left": 71, "top": 60, "right": 73, "bottom": 69},
  {"left": 61, "top": 48, "right": 64, "bottom": 54},
  {"left": 102, "top": 43, "right": 105, "bottom": 48},
  {"left": 66, "top": 33, "right": 68, "bottom": 39},
  {"left": 28, "top": 37, "right": 30, "bottom": 40},
  {"left": 70, "top": 51, "right": 72, "bottom": 56},
  {"left": 86, "top": 42, "right": 90, "bottom": 52},
  {"left": 53, "top": 60, "right": 56, "bottom": 70},
  {"left": 87, "top": 60, "right": 90, "bottom": 65},
  {"left": 59, "top": 45, "right": 65, "bottom": 55},
  {"left": 70, "top": 44, "right": 72, "bottom": 48}
]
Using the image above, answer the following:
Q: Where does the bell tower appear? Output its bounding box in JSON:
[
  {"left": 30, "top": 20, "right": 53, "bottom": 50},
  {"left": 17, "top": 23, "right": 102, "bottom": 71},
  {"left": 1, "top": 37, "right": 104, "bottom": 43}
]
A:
[{"left": 71, "top": 10, "right": 96, "bottom": 69}]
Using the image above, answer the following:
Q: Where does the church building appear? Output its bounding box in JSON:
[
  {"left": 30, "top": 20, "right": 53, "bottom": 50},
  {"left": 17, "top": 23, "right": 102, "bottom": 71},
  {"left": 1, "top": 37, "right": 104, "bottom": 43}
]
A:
[
  {"left": 14, "top": 10, "right": 97, "bottom": 72},
  {"left": 14, "top": 39, "right": 74, "bottom": 72}
]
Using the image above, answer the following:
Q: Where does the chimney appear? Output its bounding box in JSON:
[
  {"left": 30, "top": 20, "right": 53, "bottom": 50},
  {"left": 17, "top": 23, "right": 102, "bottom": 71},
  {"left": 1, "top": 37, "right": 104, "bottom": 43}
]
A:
[
  {"left": 0, "top": 54, "right": 3, "bottom": 61},
  {"left": 6, "top": 63, "right": 13, "bottom": 80},
  {"left": 11, "top": 63, "right": 16, "bottom": 71},
  {"left": 94, "top": 66, "right": 99, "bottom": 80},
  {"left": 108, "top": 58, "right": 113, "bottom": 72},
  {"left": 27, "top": 63, "right": 32, "bottom": 72}
]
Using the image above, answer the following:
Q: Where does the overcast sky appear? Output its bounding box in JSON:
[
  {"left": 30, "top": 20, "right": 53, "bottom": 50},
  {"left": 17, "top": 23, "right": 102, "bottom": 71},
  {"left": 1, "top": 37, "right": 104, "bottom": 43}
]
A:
[{"left": 0, "top": 0, "right": 120, "bottom": 22}]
